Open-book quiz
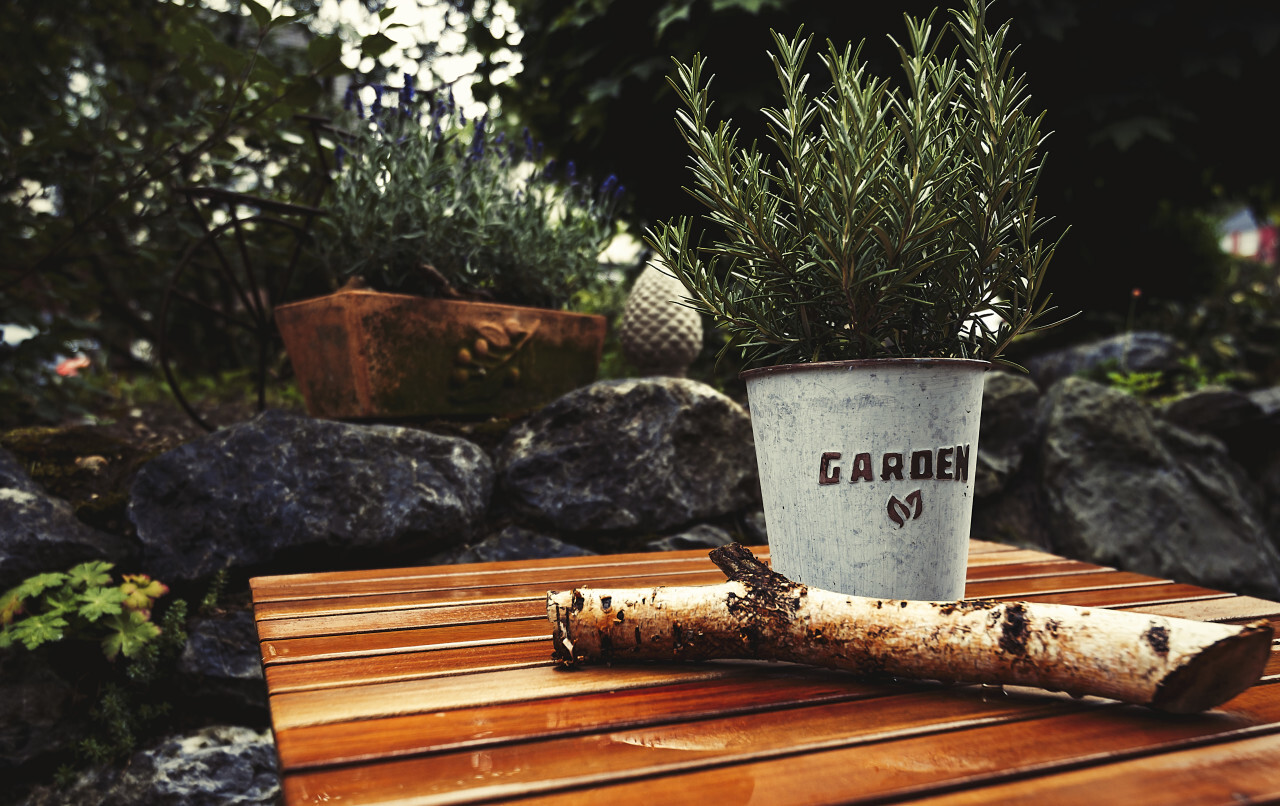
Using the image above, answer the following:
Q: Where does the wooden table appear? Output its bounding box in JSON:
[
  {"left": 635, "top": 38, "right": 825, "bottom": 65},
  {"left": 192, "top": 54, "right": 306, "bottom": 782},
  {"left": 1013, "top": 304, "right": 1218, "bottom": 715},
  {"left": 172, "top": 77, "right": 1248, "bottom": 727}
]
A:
[{"left": 251, "top": 540, "right": 1280, "bottom": 805}]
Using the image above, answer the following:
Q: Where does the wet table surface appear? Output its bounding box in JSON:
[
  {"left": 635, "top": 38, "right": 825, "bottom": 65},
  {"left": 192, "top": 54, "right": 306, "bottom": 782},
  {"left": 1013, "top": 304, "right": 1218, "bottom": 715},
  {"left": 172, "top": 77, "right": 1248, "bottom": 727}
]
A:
[{"left": 250, "top": 540, "right": 1280, "bottom": 805}]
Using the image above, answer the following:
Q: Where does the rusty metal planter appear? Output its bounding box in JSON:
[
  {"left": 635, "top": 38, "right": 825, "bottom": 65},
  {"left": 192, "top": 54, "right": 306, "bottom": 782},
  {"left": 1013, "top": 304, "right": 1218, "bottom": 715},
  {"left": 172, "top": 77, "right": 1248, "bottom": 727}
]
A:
[{"left": 274, "top": 288, "right": 606, "bottom": 419}]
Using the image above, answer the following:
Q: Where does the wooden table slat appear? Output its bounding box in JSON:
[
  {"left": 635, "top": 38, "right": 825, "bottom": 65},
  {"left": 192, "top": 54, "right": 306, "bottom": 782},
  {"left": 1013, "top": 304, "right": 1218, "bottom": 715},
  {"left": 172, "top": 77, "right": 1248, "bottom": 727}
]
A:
[
  {"left": 898, "top": 729, "right": 1280, "bottom": 805},
  {"left": 486, "top": 684, "right": 1280, "bottom": 806},
  {"left": 275, "top": 666, "right": 900, "bottom": 769},
  {"left": 269, "top": 663, "right": 759, "bottom": 731},
  {"left": 250, "top": 541, "right": 1030, "bottom": 603},
  {"left": 264, "top": 641, "right": 553, "bottom": 694},
  {"left": 253, "top": 556, "right": 1097, "bottom": 622},
  {"left": 282, "top": 682, "right": 1280, "bottom": 806}
]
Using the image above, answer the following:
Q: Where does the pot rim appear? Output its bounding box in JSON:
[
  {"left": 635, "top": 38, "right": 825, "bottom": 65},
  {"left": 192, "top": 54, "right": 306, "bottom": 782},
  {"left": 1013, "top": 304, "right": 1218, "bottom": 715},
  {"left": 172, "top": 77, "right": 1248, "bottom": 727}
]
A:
[
  {"left": 274, "top": 287, "right": 605, "bottom": 322},
  {"left": 740, "top": 357, "right": 991, "bottom": 381}
]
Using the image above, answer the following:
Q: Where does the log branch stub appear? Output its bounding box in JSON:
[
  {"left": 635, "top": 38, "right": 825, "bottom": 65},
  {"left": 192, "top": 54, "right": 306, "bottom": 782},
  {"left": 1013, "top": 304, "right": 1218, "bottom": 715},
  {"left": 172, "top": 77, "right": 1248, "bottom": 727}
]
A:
[{"left": 547, "top": 546, "right": 1274, "bottom": 713}]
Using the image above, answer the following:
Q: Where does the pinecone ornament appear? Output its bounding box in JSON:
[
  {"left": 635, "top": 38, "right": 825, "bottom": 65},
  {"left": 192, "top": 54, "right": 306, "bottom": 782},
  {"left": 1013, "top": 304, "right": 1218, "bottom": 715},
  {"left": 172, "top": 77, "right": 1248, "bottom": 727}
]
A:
[{"left": 619, "top": 262, "right": 703, "bottom": 376}]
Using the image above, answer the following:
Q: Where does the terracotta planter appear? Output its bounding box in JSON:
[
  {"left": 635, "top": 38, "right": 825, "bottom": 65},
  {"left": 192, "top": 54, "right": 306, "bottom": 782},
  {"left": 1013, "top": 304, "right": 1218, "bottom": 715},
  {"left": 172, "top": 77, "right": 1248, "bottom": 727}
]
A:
[{"left": 274, "top": 289, "right": 606, "bottom": 419}]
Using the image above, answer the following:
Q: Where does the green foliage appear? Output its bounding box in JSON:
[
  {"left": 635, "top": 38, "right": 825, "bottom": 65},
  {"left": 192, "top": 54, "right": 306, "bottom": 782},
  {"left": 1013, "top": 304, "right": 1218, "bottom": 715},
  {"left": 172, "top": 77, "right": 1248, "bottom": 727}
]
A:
[
  {"left": 1, "top": 562, "right": 170, "bottom": 660},
  {"left": 0, "top": 0, "right": 386, "bottom": 426},
  {"left": 65, "top": 595, "right": 188, "bottom": 771},
  {"left": 1104, "top": 370, "right": 1164, "bottom": 399},
  {"left": 3, "top": 566, "right": 190, "bottom": 780},
  {"left": 198, "top": 569, "right": 230, "bottom": 616},
  {"left": 647, "top": 1, "right": 1065, "bottom": 367},
  {"left": 1090, "top": 354, "right": 1242, "bottom": 403},
  {"left": 316, "top": 83, "right": 624, "bottom": 310},
  {"left": 1145, "top": 253, "right": 1280, "bottom": 390}
]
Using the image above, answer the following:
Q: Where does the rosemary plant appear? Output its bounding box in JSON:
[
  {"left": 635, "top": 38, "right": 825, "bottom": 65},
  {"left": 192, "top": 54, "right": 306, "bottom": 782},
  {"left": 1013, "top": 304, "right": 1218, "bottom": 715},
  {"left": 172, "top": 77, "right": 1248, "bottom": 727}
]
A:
[
  {"left": 318, "top": 78, "right": 624, "bottom": 310},
  {"left": 647, "top": 0, "right": 1066, "bottom": 366}
]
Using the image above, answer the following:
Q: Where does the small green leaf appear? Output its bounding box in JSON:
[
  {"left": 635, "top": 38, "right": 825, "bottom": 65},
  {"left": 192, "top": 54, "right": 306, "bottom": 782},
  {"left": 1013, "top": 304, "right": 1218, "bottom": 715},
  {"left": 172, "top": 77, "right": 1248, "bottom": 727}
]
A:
[
  {"left": 307, "top": 34, "right": 343, "bottom": 70},
  {"left": 101, "top": 611, "right": 162, "bottom": 661},
  {"left": 711, "top": 0, "right": 786, "bottom": 12},
  {"left": 244, "top": 0, "right": 273, "bottom": 28},
  {"left": 12, "top": 613, "right": 69, "bottom": 650},
  {"left": 66, "top": 561, "right": 114, "bottom": 590},
  {"left": 11, "top": 572, "right": 68, "bottom": 600},
  {"left": 360, "top": 32, "right": 395, "bottom": 59},
  {"left": 42, "top": 587, "right": 81, "bottom": 616},
  {"left": 655, "top": 2, "right": 692, "bottom": 38},
  {"left": 78, "top": 586, "right": 128, "bottom": 622}
]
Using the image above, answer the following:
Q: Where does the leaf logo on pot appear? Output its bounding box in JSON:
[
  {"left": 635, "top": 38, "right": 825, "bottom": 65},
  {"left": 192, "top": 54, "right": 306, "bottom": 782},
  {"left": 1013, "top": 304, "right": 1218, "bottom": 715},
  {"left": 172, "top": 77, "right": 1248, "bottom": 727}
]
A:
[{"left": 887, "top": 490, "right": 923, "bottom": 527}]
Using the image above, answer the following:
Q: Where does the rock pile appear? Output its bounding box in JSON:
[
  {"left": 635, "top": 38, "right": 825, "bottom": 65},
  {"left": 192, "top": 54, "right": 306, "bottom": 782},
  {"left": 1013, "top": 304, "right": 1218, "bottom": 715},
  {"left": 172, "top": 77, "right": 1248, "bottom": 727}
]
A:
[{"left": 4, "top": 350, "right": 1280, "bottom": 803}]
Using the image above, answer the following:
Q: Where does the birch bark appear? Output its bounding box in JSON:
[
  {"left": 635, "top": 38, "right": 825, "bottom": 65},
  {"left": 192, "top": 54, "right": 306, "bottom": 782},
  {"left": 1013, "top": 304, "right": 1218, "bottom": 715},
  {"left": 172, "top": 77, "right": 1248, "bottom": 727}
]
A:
[{"left": 547, "top": 544, "right": 1273, "bottom": 713}]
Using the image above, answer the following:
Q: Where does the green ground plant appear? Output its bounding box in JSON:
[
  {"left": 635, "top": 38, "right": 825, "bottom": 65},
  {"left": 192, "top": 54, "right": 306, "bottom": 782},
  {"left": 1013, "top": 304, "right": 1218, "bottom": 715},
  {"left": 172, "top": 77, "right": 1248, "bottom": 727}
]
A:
[
  {"left": 1, "top": 562, "right": 170, "bottom": 659},
  {"left": 1, "top": 562, "right": 192, "bottom": 780},
  {"left": 1094, "top": 354, "right": 1242, "bottom": 403}
]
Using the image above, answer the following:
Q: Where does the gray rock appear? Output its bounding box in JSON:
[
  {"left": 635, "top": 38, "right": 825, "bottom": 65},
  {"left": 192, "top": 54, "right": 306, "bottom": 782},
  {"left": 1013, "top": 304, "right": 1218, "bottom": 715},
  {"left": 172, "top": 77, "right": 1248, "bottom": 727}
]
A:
[
  {"left": 129, "top": 409, "right": 493, "bottom": 582},
  {"left": 1159, "top": 386, "right": 1279, "bottom": 472},
  {"left": 180, "top": 610, "right": 264, "bottom": 683},
  {"left": 1262, "top": 454, "right": 1280, "bottom": 541},
  {"left": 498, "top": 379, "right": 760, "bottom": 533},
  {"left": 178, "top": 610, "right": 266, "bottom": 712},
  {"left": 975, "top": 371, "right": 1041, "bottom": 498},
  {"left": 18, "top": 726, "right": 278, "bottom": 806},
  {"left": 741, "top": 510, "right": 768, "bottom": 544},
  {"left": 0, "top": 448, "right": 133, "bottom": 590},
  {"left": 0, "top": 651, "right": 82, "bottom": 772},
  {"left": 1249, "top": 385, "right": 1280, "bottom": 417},
  {"left": 1039, "top": 377, "right": 1280, "bottom": 598},
  {"left": 646, "top": 523, "right": 736, "bottom": 553},
  {"left": 1160, "top": 386, "right": 1265, "bottom": 434},
  {"left": 1025, "top": 331, "right": 1183, "bottom": 388},
  {"left": 431, "top": 525, "right": 596, "bottom": 564},
  {"left": 972, "top": 473, "right": 1054, "bottom": 552}
]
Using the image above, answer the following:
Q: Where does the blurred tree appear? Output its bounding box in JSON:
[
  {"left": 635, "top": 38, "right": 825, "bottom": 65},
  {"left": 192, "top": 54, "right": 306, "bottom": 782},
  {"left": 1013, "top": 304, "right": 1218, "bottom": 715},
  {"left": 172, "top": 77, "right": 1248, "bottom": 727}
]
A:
[
  {"left": 0, "top": 0, "right": 388, "bottom": 422},
  {"left": 463, "top": 0, "right": 1280, "bottom": 336}
]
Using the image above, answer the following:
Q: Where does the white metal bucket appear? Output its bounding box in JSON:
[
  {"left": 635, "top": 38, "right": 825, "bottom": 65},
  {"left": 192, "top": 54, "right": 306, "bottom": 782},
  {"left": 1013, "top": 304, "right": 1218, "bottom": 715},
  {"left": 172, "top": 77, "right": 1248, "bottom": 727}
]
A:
[{"left": 743, "top": 358, "right": 988, "bottom": 601}]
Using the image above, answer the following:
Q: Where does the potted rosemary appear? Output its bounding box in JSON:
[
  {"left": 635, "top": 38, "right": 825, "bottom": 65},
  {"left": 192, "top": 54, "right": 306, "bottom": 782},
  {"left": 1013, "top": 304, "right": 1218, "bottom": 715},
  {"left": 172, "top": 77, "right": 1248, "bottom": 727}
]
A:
[
  {"left": 647, "top": 0, "right": 1065, "bottom": 599},
  {"left": 276, "top": 80, "right": 624, "bottom": 419}
]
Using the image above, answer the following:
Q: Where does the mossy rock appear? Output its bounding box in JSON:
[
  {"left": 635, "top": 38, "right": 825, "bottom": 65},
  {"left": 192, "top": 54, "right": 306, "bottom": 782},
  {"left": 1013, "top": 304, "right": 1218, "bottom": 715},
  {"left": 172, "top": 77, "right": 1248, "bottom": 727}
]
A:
[{"left": 0, "top": 426, "right": 163, "bottom": 538}]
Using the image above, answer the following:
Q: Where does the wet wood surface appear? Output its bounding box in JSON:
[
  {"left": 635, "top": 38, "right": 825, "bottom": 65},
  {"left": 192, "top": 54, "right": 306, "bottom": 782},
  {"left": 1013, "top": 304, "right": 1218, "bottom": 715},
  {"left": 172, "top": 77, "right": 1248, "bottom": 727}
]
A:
[{"left": 251, "top": 541, "right": 1280, "bottom": 805}]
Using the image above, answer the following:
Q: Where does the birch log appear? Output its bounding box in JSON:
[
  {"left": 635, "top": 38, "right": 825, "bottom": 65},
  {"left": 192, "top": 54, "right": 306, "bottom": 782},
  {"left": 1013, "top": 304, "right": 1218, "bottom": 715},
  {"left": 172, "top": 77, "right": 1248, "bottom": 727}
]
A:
[{"left": 547, "top": 544, "right": 1274, "bottom": 713}]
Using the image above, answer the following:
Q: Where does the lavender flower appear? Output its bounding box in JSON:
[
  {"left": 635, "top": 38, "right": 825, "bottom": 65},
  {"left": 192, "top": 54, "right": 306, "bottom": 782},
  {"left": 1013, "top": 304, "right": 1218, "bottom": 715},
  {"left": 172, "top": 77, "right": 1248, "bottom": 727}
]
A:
[
  {"left": 344, "top": 84, "right": 366, "bottom": 119},
  {"left": 469, "top": 115, "right": 487, "bottom": 161},
  {"left": 399, "top": 73, "right": 415, "bottom": 109}
]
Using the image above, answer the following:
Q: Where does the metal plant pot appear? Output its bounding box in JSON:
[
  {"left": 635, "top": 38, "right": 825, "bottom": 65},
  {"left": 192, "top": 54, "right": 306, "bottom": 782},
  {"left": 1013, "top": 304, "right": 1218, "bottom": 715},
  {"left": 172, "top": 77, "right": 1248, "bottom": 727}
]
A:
[
  {"left": 275, "top": 288, "right": 606, "bottom": 419},
  {"left": 742, "top": 358, "right": 989, "bottom": 600}
]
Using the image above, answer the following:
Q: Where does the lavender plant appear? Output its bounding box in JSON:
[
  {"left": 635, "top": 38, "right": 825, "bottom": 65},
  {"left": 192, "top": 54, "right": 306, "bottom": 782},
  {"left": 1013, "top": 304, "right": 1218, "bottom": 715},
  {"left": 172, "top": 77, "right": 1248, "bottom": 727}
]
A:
[
  {"left": 317, "top": 78, "right": 624, "bottom": 310},
  {"left": 647, "top": 0, "right": 1068, "bottom": 367}
]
